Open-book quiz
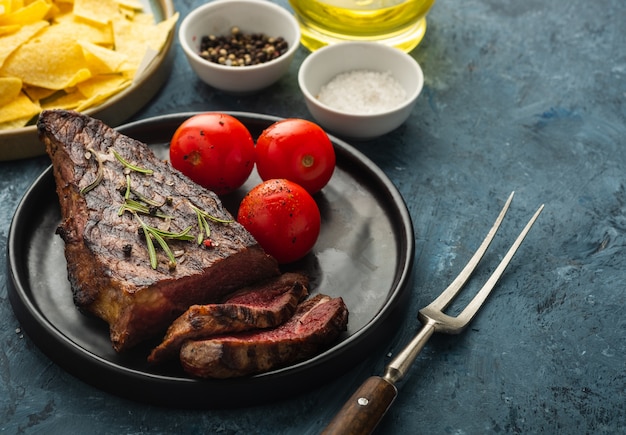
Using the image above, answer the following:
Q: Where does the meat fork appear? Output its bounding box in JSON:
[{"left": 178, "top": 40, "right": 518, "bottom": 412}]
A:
[{"left": 322, "top": 192, "right": 544, "bottom": 435}]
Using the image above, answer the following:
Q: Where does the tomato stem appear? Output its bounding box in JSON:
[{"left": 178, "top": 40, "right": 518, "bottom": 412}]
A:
[{"left": 302, "top": 154, "right": 315, "bottom": 168}]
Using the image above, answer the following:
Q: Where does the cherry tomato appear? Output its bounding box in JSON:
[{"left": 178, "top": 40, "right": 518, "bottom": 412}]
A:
[
  {"left": 169, "top": 113, "right": 255, "bottom": 195},
  {"left": 237, "top": 179, "right": 321, "bottom": 264},
  {"left": 255, "top": 119, "right": 336, "bottom": 194}
]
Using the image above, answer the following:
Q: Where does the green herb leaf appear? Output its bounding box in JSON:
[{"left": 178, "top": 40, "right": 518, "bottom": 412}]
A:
[
  {"left": 141, "top": 225, "right": 158, "bottom": 269},
  {"left": 131, "top": 188, "right": 164, "bottom": 207},
  {"left": 124, "top": 174, "right": 131, "bottom": 199},
  {"left": 80, "top": 148, "right": 104, "bottom": 195},
  {"left": 191, "top": 204, "right": 233, "bottom": 245},
  {"left": 150, "top": 225, "right": 195, "bottom": 241},
  {"left": 119, "top": 198, "right": 172, "bottom": 219},
  {"left": 133, "top": 213, "right": 195, "bottom": 269},
  {"left": 111, "top": 148, "right": 154, "bottom": 174}
]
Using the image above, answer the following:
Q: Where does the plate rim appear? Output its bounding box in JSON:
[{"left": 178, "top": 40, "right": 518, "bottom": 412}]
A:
[{"left": 7, "top": 111, "right": 415, "bottom": 407}]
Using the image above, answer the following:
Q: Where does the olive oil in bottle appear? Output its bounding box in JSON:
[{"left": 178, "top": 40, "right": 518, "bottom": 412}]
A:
[{"left": 289, "top": 0, "right": 436, "bottom": 52}]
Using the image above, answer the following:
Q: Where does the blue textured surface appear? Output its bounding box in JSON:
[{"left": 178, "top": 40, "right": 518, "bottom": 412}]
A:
[{"left": 1, "top": 0, "right": 625, "bottom": 433}]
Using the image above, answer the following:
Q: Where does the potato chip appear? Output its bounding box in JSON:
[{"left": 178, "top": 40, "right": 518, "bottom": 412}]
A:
[
  {"left": 79, "top": 40, "right": 129, "bottom": 74},
  {"left": 75, "top": 76, "right": 132, "bottom": 111},
  {"left": 0, "top": 25, "right": 21, "bottom": 35},
  {"left": 0, "top": 92, "right": 40, "bottom": 124},
  {"left": 130, "top": 11, "right": 157, "bottom": 26},
  {"left": 0, "top": 20, "right": 48, "bottom": 67},
  {"left": 1, "top": 0, "right": 12, "bottom": 14},
  {"left": 113, "top": 12, "right": 179, "bottom": 72},
  {"left": 1, "top": 0, "right": 21, "bottom": 13},
  {"left": 0, "top": 117, "right": 31, "bottom": 129},
  {"left": 154, "top": 14, "right": 179, "bottom": 52},
  {"left": 52, "top": 13, "right": 114, "bottom": 46},
  {"left": 115, "top": 0, "right": 144, "bottom": 19},
  {"left": 23, "top": 85, "right": 58, "bottom": 104},
  {"left": 73, "top": 0, "right": 120, "bottom": 25},
  {"left": 0, "top": 77, "right": 22, "bottom": 106},
  {"left": 115, "top": 0, "right": 144, "bottom": 10},
  {"left": 40, "top": 89, "right": 88, "bottom": 111},
  {"left": 0, "top": 0, "right": 51, "bottom": 26},
  {"left": 1, "top": 24, "right": 93, "bottom": 89}
]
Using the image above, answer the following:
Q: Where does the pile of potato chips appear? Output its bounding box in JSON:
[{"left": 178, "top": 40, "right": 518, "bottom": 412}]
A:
[{"left": 0, "top": 0, "right": 178, "bottom": 130}]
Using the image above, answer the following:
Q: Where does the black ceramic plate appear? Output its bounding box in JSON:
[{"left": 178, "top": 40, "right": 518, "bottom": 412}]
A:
[{"left": 7, "top": 112, "right": 414, "bottom": 408}]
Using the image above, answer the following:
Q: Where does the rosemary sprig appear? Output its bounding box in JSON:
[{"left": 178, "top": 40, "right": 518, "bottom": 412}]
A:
[
  {"left": 196, "top": 208, "right": 210, "bottom": 244},
  {"left": 80, "top": 148, "right": 104, "bottom": 195},
  {"left": 191, "top": 204, "right": 234, "bottom": 245},
  {"left": 130, "top": 187, "right": 164, "bottom": 207},
  {"left": 83, "top": 146, "right": 235, "bottom": 270},
  {"left": 124, "top": 174, "right": 131, "bottom": 199},
  {"left": 140, "top": 224, "right": 158, "bottom": 269},
  {"left": 118, "top": 198, "right": 173, "bottom": 219},
  {"left": 111, "top": 148, "right": 154, "bottom": 175},
  {"left": 119, "top": 174, "right": 167, "bottom": 208},
  {"left": 134, "top": 213, "right": 194, "bottom": 269}
]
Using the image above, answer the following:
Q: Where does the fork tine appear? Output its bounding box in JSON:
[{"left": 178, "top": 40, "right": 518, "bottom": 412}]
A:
[
  {"left": 454, "top": 202, "right": 544, "bottom": 328},
  {"left": 322, "top": 195, "right": 544, "bottom": 435},
  {"left": 427, "top": 191, "right": 515, "bottom": 313}
]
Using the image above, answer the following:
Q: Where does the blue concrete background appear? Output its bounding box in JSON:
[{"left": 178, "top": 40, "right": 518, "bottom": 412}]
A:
[{"left": 1, "top": 0, "right": 625, "bottom": 433}]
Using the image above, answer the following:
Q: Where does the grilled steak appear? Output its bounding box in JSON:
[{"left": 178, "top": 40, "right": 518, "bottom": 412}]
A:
[
  {"left": 179, "top": 294, "right": 349, "bottom": 378},
  {"left": 148, "top": 272, "right": 309, "bottom": 364},
  {"left": 38, "top": 110, "right": 280, "bottom": 352}
]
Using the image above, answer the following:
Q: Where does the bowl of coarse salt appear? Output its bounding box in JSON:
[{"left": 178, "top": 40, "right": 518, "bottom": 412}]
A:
[{"left": 298, "top": 41, "right": 424, "bottom": 140}]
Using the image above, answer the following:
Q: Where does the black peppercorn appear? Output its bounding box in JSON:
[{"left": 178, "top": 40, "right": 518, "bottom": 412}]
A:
[{"left": 198, "top": 27, "right": 288, "bottom": 66}]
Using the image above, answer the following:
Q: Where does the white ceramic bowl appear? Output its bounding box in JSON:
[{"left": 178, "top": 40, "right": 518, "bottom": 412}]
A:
[
  {"left": 179, "top": 0, "right": 300, "bottom": 94},
  {"left": 298, "top": 42, "right": 424, "bottom": 140}
]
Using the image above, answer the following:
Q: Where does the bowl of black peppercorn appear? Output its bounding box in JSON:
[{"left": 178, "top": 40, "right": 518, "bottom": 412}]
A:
[{"left": 179, "top": 0, "right": 301, "bottom": 94}]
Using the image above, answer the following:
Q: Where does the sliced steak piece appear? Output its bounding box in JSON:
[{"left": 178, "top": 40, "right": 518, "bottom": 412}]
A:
[
  {"left": 148, "top": 272, "right": 309, "bottom": 364},
  {"left": 38, "top": 109, "right": 280, "bottom": 352},
  {"left": 179, "top": 294, "right": 349, "bottom": 379}
]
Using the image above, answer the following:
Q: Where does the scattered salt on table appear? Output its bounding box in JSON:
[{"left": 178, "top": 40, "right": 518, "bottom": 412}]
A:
[{"left": 317, "top": 70, "right": 407, "bottom": 114}]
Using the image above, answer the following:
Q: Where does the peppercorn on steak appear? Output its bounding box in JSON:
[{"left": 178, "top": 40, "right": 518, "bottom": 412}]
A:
[{"left": 38, "top": 109, "right": 280, "bottom": 352}]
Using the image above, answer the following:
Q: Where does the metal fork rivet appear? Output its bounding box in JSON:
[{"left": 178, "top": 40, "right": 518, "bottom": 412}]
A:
[{"left": 357, "top": 397, "right": 369, "bottom": 406}]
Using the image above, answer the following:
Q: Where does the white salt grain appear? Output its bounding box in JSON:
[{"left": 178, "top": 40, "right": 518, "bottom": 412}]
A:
[{"left": 317, "top": 70, "right": 407, "bottom": 114}]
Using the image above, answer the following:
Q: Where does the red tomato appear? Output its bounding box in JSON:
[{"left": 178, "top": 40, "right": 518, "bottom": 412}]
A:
[
  {"left": 169, "top": 113, "right": 255, "bottom": 195},
  {"left": 255, "top": 119, "right": 336, "bottom": 194},
  {"left": 237, "top": 179, "right": 321, "bottom": 263}
]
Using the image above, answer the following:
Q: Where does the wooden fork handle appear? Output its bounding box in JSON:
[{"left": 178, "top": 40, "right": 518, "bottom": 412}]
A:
[{"left": 322, "top": 376, "right": 398, "bottom": 435}]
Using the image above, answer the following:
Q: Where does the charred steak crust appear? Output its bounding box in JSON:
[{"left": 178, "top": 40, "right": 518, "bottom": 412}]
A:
[
  {"left": 148, "top": 272, "right": 310, "bottom": 364},
  {"left": 38, "top": 110, "right": 280, "bottom": 352},
  {"left": 179, "top": 294, "right": 349, "bottom": 379}
]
